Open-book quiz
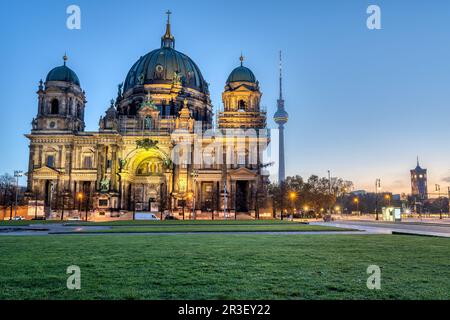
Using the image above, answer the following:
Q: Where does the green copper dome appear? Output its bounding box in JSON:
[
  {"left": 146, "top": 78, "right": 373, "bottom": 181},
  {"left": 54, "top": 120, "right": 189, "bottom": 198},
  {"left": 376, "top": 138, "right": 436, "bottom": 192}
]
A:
[
  {"left": 226, "top": 55, "right": 256, "bottom": 83},
  {"left": 46, "top": 56, "right": 80, "bottom": 86},
  {"left": 227, "top": 66, "right": 256, "bottom": 83},
  {"left": 123, "top": 47, "right": 208, "bottom": 94}
]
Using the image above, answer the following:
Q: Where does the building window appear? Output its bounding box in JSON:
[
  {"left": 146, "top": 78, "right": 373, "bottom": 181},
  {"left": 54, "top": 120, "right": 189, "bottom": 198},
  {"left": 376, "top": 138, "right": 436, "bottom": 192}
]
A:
[
  {"left": 99, "top": 199, "right": 109, "bottom": 207},
  {"left": 50, "top": 99, "right": 59, "bottom": 114},
  {"left": 77, "top": 104, "right": 82, "bottom": 118},
  {"left": 238, "top": 100, "right": 246, "bottom": 110},
  {"left": 46, "top": 155, "right": 55, "bottom": 168},
  {"left": 83, "top": 156, "right": 93, "bottom": 169}
]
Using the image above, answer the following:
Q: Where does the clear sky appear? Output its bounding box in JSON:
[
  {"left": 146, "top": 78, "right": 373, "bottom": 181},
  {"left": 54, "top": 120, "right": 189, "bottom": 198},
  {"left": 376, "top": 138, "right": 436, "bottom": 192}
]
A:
[{"left": 1, "top": 0, "right": 450, "bottom": 194}]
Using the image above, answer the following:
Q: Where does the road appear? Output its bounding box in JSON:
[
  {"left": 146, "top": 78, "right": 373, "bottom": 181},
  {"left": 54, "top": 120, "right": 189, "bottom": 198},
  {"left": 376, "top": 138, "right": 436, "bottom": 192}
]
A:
[{"left": 311, "top": 220, "right": 450, "bottom": 238}]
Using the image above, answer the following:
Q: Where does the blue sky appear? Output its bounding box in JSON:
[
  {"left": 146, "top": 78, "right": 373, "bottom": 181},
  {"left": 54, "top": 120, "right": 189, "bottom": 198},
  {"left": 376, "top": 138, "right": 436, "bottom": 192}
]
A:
[{"left": 1, "top": 0, "right": 450, "bottom": 194}]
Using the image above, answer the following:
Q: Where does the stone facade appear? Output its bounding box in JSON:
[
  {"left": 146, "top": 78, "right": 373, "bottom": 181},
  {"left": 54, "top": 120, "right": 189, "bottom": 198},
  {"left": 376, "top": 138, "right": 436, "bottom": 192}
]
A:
[{"left": 25, "top": 15, "right": 270, "bottom": 217}]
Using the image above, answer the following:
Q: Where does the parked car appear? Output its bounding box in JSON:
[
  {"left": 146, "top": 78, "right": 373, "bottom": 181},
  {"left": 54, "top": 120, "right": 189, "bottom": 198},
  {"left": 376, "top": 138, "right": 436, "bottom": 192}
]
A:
[
  {"left": 164, "top": 215, "right": 178, "bottom": 220},
  {"left": 12, "top": 216, "right": 25, "bottom": 221}
]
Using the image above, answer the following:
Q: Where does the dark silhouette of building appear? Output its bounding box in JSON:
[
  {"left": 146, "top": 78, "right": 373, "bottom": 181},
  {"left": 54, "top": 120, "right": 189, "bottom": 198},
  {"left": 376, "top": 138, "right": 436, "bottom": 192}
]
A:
[{"left": 410, "top": 157, "right": 428, "bottom": 200}]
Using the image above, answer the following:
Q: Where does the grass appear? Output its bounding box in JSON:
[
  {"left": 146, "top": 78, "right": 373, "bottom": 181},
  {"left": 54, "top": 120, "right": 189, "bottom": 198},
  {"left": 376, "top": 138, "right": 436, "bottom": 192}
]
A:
[
  {"left": 0, "top": 220, "right": 63, "bottom": 226},
  {"left": 66, "top": 219, "right": 302, "bottom": 226},
  {"left": 1, "top": 219, "right": 304, "bottom": 227},
  {"left": 64, "top": 224, "right": 352, "bottom": 234},
  {"left": 0, "top": 234, "right": 449, "bottom": 299}
]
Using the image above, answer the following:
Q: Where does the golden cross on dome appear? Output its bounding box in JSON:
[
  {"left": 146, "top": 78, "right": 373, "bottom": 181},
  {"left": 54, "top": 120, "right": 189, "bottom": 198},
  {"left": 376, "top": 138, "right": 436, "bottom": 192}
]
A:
[
  {"left": 166, "top": 10, "right": 172, "bottom": 23},
  {"left": 240, "top": 53, "right": 244, "bottom": 66}
]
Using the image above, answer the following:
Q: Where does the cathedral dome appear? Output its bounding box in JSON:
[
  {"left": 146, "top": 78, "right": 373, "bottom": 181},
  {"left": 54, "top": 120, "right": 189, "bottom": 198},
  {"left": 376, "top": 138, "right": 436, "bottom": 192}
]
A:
[
  {"left": 123, "top": 12, "right": 208, "bottom": 94},
  {"left": 226, "top": 55, "right": 256, "bottom": 83},
  {"left": 123, "top": 47, "right": 208, "bottom": 93},
  {"left": 46, "top": 55, "right": 80, "bottom": 86}
]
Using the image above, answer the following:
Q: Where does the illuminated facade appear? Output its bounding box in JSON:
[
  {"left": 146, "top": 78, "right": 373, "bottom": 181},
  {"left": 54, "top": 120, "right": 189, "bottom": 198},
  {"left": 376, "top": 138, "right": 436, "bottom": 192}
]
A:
[{"left": 25, "top": 13, "right": 270, "bottom": 217}]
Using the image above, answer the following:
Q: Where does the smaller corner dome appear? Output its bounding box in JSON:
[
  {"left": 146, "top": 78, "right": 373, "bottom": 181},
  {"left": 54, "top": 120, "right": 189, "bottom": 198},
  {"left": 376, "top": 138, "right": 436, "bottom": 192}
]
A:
[
  {"left": 226, "top": 66, "right": 256, "bottom": 84},
  {"left": 46, "top": 55, "right": 80, "bottom": 86}
]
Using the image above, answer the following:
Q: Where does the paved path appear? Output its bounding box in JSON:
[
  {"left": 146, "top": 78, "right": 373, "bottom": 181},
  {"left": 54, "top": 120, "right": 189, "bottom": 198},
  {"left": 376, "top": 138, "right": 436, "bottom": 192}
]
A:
[
  {"left": 0, "top": 224, "right": 110, "bottom": 236},
  {"left": 311, "top": 220, "right": 450, "bottom": 238},
  {"left": 3, "top": 221, "right": 450, "bottom": 237},
  {"left": 0, "top": 223, "right": 371, "bottom": 237}
]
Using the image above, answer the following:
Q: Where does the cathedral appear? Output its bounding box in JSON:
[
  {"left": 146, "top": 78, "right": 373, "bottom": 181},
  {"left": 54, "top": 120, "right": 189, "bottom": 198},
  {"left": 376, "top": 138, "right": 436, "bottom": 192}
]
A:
[{"left": 25, "top": 13, "right": 271, "bottom": 218}]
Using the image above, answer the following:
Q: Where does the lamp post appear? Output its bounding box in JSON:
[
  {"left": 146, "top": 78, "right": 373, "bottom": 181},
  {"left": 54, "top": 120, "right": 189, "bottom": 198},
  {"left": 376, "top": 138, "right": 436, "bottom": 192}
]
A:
[
  {"left": 303, "top": 205, "right": 309, "bottom": 219},
  {"left": 187, "top": 193, "right": 193, "bottom": 220},
  {"left": 13, "top": 170, "right": 23, "bottom": 218},
  {"left": 60, "top": 192, "right": 65, "bottom": 221},
  {"left": 191, "top": 170, "right": 198, "bottom": 220},
  {"left": 353, "top": 197, "right": 359, "bottom": 214},
  {"left": 435, "top": 184, "right": 441, "bottom": 219},
  {"left": 85, "top": 191, "right": 89, "bottom": 222},
  {"left": 375, "top": 179, "right": 381, "bottom": 221},
  {"left": 328, "top": 170, "right": 332, "bottom": 215},
  {"left": 289, "top": 192, "right": 297, "bottom": 220},
  {"left": 384, "top": 194, "right": 391, "bottom": 207},
  {"left": 77, "top": 192, "right": 83, "bottom": 219},
  {"left": 448, "top": 187, "right": 450, "bottom": 218}
]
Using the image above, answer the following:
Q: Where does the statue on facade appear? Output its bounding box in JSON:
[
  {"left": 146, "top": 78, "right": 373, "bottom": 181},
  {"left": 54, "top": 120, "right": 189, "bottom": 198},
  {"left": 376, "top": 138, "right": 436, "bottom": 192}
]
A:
[
  {"left": 100, "top": 179, "right": 110, "bottom": 192},
  {"left": 119, "top": 159, "right": 127, "bottom": 172},
  {"left": 136, "top": 138, "right": 159, "bottom": 150},
  {"left": 173, "top": 71, "right": 182, "bottom": 86},
  {"left": 138, "top": 73, "right": 145, "bottom": 85},
  {"left": 31, "top": 118, "right": 38, "bottom": 130},
  {"left": 145, "top": 116, "right": 153, "bottom": 130},
  {"left": 117, "top": 83, "right": 123, "bottom": 98}
]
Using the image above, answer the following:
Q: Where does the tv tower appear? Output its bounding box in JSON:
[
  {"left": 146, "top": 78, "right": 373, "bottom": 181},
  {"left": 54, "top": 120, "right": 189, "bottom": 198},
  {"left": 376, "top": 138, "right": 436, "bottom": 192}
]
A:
[{"left": 273, "top": 51, "right": 289, "bottom": 183}]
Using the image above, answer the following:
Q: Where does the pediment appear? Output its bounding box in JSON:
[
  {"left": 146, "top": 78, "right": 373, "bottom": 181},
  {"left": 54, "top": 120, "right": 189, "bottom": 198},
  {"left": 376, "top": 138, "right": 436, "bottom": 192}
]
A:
[
  {"left": 229, "top": 167, "right": 257, "bottom": 178},
  {"left": 33, "top": 166, "right": 61, "bottom": 176}
]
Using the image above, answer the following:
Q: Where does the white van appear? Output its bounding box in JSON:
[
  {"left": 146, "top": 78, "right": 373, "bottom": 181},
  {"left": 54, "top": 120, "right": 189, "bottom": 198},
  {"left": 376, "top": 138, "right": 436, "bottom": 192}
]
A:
[{"left": 134, "top": 213, "right": 160, "bottom": 221}]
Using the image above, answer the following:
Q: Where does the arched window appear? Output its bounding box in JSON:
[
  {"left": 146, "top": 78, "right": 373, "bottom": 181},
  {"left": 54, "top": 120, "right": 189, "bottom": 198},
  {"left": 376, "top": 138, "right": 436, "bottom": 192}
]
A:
[
  {"left": 68, "top": 99, "right": 73, "bottom": 115},
  {"left": 46, "top": 155, "right": 55, "bottom": 168},
  {"left": 76, "top": 104, "right": 82, "bottom": 119},
  {"left": 50, "top": 99, "right": 59, "bottom": 114},
  {"left": 238, "top": 100, "right": 246, "bottom": 110}
]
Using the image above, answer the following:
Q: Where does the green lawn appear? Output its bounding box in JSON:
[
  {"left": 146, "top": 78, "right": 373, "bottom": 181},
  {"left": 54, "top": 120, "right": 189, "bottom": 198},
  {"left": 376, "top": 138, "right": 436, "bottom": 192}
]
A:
[
  {"left": 67, "top": 219, "right": 301, "bottom": 226},
  {"left": 65, "top": 224, "right": 351, "bottom": 234},
  {"left": 1, "top": 219, "right": 303, "bottom": 227},
  {"left": 0, "top": 234, "right": 449, "bottom": 299},
  {"left": 0, "top": 220, "right": 63, "bottom": 226}
]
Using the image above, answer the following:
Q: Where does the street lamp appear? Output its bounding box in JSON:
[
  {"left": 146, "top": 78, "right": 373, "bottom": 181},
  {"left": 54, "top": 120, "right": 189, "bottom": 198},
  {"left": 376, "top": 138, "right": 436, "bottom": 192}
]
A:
[
  {"left": 328, "top": 170, "right": 332, "bottom": 214},
  {"left": 375, "top": 179, "right": 381, "bottom": 221},
  {"left": 191, "top": 170, "right": 198, "bottom": 220},
  {"left": 187, "top": 192, "right": 193, "bottom": 220},
  {"left": 448, "top": 187, "right": 450, "bottom": 219},
  {"left": 289, "top": 192, "right": 297, "bottom": 218},
  {"left": 77, "top": 192, "right": 83, "bottom": 218},
  {"left": 435, "top": 184, "right": 441, "bottom": 219},
  {"left": 384, "top": 194, "right": 391, "bottom": 206},
  {"left": 353, "top": 197, "right": 359, "bottom": 214},
  {"left": 13, "top": 170, "right": 23, "bottom": 218}
]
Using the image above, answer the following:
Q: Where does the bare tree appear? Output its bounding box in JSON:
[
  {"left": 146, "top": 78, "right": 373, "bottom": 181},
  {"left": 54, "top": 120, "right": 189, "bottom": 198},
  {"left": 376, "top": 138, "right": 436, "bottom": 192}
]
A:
[{"left": 0, "top": 173, "right": 15, "bottom": 207}]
